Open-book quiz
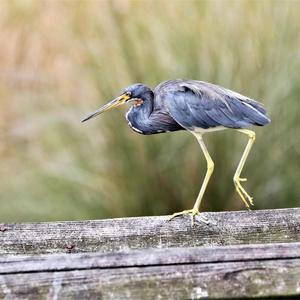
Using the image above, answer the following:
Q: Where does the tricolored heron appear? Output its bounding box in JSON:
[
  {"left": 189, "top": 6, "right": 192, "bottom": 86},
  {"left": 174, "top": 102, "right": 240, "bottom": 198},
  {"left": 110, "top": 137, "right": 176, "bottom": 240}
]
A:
[{"left": 82, "top": 79, "right": 270, "bottom": 225}]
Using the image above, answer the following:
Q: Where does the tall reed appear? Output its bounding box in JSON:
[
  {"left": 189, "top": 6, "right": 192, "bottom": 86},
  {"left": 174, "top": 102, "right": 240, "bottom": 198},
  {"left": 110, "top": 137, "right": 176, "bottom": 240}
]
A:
[{"left": 0, "top": 0, "right": 299, "bottom": 221}]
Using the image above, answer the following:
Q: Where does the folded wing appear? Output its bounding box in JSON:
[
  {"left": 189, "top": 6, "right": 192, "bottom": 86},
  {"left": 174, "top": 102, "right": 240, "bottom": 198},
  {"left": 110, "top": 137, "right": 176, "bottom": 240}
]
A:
[{"left": 156, "top": 80, "right": 270, "bottom": 130}]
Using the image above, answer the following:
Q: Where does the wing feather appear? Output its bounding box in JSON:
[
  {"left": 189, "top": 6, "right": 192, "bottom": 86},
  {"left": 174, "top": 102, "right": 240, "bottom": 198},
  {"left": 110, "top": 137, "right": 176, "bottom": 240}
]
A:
[{"left": 155, "top": 79, "right": 270, "bottom": 130}]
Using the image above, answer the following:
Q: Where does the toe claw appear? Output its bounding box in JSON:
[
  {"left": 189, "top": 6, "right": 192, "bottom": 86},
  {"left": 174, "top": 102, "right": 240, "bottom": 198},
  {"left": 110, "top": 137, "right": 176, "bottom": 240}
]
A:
[{"left": 234, "top": 177, "right": 255, "bottom": 209}]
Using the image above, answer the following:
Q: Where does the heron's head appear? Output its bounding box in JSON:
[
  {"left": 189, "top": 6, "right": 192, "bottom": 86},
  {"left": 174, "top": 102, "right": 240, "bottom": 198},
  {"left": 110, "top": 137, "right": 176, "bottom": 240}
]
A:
[{"left": 81, "top": 83, "right": 153, "bottom": 122}]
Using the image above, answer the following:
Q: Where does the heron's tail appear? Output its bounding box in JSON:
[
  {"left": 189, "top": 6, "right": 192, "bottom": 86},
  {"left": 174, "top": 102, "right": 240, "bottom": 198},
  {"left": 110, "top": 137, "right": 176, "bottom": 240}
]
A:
[{"left": 242, "top": 100, "right": 271, "bottom": 126}]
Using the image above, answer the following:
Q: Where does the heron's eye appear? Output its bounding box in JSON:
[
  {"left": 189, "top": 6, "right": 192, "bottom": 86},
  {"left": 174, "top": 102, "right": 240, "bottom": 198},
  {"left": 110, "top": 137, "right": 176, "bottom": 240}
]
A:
[{"left": 126, "top": 92, "right": 131, "bottom": 98}]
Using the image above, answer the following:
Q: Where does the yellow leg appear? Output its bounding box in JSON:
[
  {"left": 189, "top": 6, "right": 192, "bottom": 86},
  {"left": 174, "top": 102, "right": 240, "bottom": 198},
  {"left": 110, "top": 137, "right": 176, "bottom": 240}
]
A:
[
  {"left": 169, "top": 133, "right": 214, "bottom": 226},
  {"left": 233, "top": 129, "right": 256, "bottom": 209}
]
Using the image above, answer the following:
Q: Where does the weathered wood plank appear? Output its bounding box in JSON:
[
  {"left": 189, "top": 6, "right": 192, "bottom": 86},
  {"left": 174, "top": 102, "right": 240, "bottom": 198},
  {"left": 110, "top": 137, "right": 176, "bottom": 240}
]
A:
[
  {"left": 0, "top": 208, "right": 299, "bottom": 255},
  {"left": 0, "top": 209, "right": 299, "bottom": 299},
  {"left": 0, "top": 259, "right": 299, "bottom": 299},
  {"left": 1, "top": 242, "right": 299, "bottom": 274}
]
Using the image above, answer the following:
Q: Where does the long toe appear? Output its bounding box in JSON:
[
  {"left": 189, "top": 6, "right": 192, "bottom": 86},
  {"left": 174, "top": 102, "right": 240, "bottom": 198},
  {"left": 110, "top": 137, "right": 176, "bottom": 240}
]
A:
[
  {"left": 248, "top": 197, "right": 254, "bottom": 206},
  {"left": 239, "top": 178, "right": 248, "bottom": 182},
  {"left": 198, "top": 214, "right": 210, "bottom": 224},
  {"left": 239, "top": 186, "right": 254, "bottom": 207},
  {"left": 168, "top": 209, "right": 190, "bottom": 221},
  {"left": 235, "top": 185, "right": 250, "bottom": 209},
  {"left": 169, "top": 209, "right": 210, "bottom": 226},
  {"left": 234, "top": 177, "right": 255, "bottom": 209}
]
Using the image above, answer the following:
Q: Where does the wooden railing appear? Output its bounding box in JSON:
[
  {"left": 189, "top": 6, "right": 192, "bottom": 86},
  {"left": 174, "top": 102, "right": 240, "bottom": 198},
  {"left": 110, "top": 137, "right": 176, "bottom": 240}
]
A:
[{"left": 0, "top": 208, "right": 299, "bottom": 299}]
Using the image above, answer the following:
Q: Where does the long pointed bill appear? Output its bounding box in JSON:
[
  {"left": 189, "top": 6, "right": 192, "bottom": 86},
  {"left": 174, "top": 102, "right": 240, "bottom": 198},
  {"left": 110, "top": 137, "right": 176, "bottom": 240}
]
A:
[{"left": 81, "top": 93, "right": 130, "bottom": 122}]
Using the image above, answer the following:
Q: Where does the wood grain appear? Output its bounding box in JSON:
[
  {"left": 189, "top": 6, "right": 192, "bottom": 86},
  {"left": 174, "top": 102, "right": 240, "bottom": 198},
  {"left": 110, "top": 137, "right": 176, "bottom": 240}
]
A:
[
  {"left": 0, "top": 208, "right": 299, "bottom": 255},
  {"left": 1, "top": 208, "right": 299, "bottom": 299},
  {"left": 1, "top": 242, "right": 299, "bottom": 274},
  {"left": 0, "top": 256, "right": 299, "bottom": 299}
]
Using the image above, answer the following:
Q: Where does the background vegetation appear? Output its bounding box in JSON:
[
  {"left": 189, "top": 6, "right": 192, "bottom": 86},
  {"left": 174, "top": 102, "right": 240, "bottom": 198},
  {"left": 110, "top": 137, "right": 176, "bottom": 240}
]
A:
[{"left": 0, "top": 0, "right": 299, "bottom": 222}]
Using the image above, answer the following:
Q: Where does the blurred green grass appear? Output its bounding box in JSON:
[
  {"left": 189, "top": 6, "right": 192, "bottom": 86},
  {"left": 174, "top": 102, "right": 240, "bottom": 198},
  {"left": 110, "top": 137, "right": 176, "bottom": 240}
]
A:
[{"left": 0, "top": 0, "right": 299, "bottom": 222}]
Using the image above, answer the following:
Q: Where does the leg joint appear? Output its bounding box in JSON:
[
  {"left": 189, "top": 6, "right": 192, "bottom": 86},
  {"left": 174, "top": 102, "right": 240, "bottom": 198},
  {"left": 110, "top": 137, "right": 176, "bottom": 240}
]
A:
[
  {"left": 249, "top": 131, "right": 256, "bottom": 141},
  {"left": 207, "top": 160, "right": 214, "bottom": 172},
  {"left": 233, "top": 175, "right": 239, "bottom": 184},
  {"left": 237, "top": 129, "right": 256, "bottom": 141}
]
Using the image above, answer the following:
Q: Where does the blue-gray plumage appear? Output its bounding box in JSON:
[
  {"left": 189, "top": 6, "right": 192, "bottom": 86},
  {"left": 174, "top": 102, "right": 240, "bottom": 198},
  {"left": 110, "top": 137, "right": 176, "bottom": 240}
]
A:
[
  {"left": 82, "top": 79, "right": 270, "bottom": 225},
  {"left": 122, "top": 80, "right": 270, "bottom": 134}
]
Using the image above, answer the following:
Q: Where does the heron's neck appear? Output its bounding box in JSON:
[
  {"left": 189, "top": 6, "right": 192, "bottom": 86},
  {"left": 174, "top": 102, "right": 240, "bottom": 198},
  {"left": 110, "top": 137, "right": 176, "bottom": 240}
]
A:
[{"left": 126, "top": 92, "right": 154, "bottom": 134}]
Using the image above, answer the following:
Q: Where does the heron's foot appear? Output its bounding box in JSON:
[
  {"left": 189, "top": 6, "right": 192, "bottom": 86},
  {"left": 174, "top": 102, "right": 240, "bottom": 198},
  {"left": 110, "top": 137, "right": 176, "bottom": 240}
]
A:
[
  {"left": 234, "top": 176, "right": 254, "bottom": 209},
  {"left": 168, "top": 209, "right": 209, "bottom": 226},
  {"left": 239, "top": 177, "right": 247, "bottom": 182}
]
